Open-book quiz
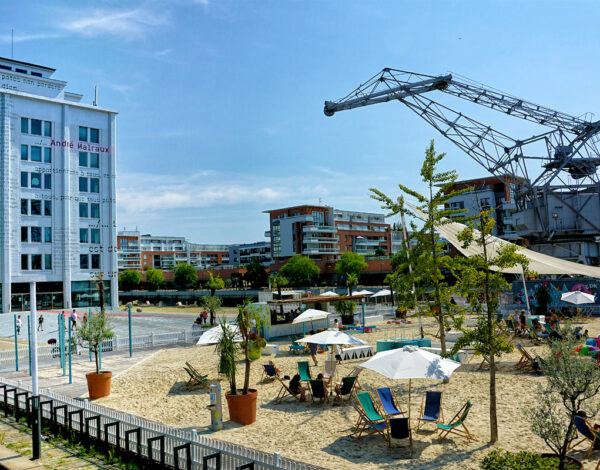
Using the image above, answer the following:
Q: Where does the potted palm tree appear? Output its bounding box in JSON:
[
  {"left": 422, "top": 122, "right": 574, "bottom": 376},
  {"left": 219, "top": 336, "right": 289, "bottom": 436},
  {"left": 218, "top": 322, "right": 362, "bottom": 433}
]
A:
[
  {"left": 76, "top": 274, "right": 114, "bottom": 399},
  {"left": 216, "top": 299, "right": 263, "bottom": 425}
]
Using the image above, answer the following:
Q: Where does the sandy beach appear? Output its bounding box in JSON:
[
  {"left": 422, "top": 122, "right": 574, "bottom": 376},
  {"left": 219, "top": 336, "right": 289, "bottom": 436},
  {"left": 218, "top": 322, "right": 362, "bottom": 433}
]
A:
[{"left": 95, "top": 316, "right": 600, "bottom": 469}]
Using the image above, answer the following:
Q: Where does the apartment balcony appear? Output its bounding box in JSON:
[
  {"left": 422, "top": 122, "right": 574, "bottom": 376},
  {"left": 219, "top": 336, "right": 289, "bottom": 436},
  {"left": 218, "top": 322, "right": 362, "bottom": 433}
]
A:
[
  {"left": 302, "top": 248, "right": 340, "bottom": 255},
  {"left": 303, "top": 235, "right": 339, "bottom": 244},
  {"left": 302, "top": 225, "right": 337, "bottom": 233},
  {"left": 355, "top": 239, "right": 385, "bottom": 247}
]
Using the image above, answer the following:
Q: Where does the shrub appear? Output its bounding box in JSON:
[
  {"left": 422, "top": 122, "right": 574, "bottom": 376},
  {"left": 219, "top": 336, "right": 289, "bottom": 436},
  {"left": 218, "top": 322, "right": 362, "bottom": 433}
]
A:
[{"left": 480, "top": 450, "right": 577, "bottom": 470}]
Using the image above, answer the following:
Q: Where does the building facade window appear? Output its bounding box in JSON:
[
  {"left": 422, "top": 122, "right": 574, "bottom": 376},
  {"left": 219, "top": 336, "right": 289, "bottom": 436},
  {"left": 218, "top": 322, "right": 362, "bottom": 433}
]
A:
[
  {"left": 90, "top": 228, "right": 100, "bottom": 244},
  {"left": 79, "top": 152, "right": 87, "bottom": 167},
  {"left": 21, "top": 199, "right": 28, "bottom": 215},
  {"left": 80, "top": 228, "right": 88, "bottom": 243},
  {"left": 44, "top": 254, "right": 52, "bottom": 270},
  {"left": 20, "top": 172, "right": 28, "bottom": 188},
  {"left": 21, "top": 118, "right": 28, "bottom": 133},
  {"left": 90, "top": 203, "right": 99, "bottom": 218},
  {"left": 90, "top": 128, "right": 99, "bottom": 143},
  {"left": 31, "top": 146, "right": 41, "bottom": 162},
  {"left": 30, "top": 119, "right": 41, "bottom": 135},
  {"left": 79, "top": 202, "right": 88, "bottom": 218},
  {"left": 44, "top": 227, "right": 52, "bottom": 243},
  {"left": 21, "top": 145, "right": 27, "bottom": 160},
  {"left": 79, "top": 126, "right": 88, "bottom": 141},
  {"left": 31, "top": 254, "right": 42, "bottom": 270},
  {"left": 31, "top": 199, "right": 41, "bottom": 215},
  {"left": 79, "top": 177, "right": 88, "bottom": 192},
  {"left": 31, "top": 226, "right": 41, "bottom": 242},
  {"left": 44, "top": 174, "right": 51, "bottom": 189},
  {"left": 21, "top": 254, "right": 28, "bottom": 270},
  {"left": 44, "top": 200, "right": 51, "bottom": 216},
  {"left": 91, "top": 254, "right": 100, "bottom": 269},
  {"left": 80, "top": 254, "right": 89, "bottom": 270},
  {"left": 90, "top": 178, "right": 99, "bottom": 193},
  {"left": 21, "top": 226, "right": 28, "bottom": 242}
]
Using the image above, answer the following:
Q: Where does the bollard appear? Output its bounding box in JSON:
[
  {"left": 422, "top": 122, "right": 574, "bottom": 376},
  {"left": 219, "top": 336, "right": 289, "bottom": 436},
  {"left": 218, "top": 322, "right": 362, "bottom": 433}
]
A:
[
  {"left": 68, "top": 322, "right": 72, "bottom": 385},
  {"left": 207, "top": 383, "right": 223, "bottom": 431},
  {"left": 128, "top": 305, "right": 132, "bottom": 357},
  {"left": 13, "top": 315, "right": 18, "bottom": 372},
  {"left": 27, "top": 316, "right": 31, "bottom": 376}
]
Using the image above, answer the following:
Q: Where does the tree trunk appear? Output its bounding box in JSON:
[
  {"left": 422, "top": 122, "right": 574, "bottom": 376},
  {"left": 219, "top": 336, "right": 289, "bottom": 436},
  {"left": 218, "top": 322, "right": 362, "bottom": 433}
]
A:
[
  {"left": 94, "top": 346, "right": 100, "bottom": 375},
  {"left": 210, "top": 288, "right": 215, "bottom": 296},
  {"left": 349, "top": 285, "right": 353, "bottom": 296},
  {"left": 390, "top": 284, "right": 394, "bottom": 307},
  {"left": 429, "top": 183, "right": 446, "bottom": 355},
  {"left": 210, "top": 310, "right": 215, "bottom": 326},
  {"left": 243, "top": 328, "right": 251, "bottom": 394},
  {"left": 481, "top": 214, "right": 498, "bottom": 442}
]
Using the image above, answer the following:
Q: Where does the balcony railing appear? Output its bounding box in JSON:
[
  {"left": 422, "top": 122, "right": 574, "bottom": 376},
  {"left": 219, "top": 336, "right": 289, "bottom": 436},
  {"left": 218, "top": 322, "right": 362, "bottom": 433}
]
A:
[
  {"left": 302, "top": 225, "right": 337, "bottom": 233},
  {"left": 303, "top": 235, "right": 339, "bottom": 243}
]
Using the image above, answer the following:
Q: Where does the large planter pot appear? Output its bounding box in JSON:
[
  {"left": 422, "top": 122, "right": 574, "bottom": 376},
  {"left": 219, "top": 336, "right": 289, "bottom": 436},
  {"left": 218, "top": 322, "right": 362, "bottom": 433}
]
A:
[
  {"left": 86, "top": 371, "right": 112, "bottom": 400},
  {"left": 248, "top": 346, "right": 262, "bottom": 360},
  {"left": 540, "top": 454, "right": 583, "bottom": 470},
  {"left": 341, "top": 315, "right": 354, "bottom": 325},
  {"left": 225, "top": 389, "right": 258, "bottom": 425}
]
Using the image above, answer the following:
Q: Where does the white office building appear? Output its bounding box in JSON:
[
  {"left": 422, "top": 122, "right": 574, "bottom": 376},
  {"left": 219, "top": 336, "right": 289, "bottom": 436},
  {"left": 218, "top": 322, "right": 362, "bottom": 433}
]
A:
[{"left": 0, "top": 57, "right": 118, "bottom": 312}]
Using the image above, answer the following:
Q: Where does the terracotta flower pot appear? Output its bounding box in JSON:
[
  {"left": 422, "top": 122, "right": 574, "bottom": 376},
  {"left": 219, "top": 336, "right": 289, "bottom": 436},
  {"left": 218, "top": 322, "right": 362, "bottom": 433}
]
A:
[
  {"left": 225, "top": 389, "right": 258, "bottom": 425},
  {"left": 86, "top": 371, "right": 112, "bottom": 399}
]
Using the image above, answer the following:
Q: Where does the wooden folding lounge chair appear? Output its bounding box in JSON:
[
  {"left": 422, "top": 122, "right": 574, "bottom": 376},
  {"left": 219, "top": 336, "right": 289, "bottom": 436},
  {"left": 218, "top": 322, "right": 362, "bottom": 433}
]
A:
[
  {"left": 515, "top": 344, "right": 536, "bottom": 371},
  {"left": 351, "top": 392, "right": 389, "bottom": 445},
  {"left": 183, "top": 367, "right": 208, "bottom": 390},
  {"left": 416, "top": 391, "right": 444, "bottom": 431},
  {"left": 309, "top": 380, "right": 329, "bottom": 406},
  {"left": 186, "top": 361, "right": 205, "bottom": 378},
  {"left": 478, "top": 355, "right": 491, "bottom": 370},
  {"left": 389, "top": 417, "right": 413, "bottom": 454},
  {"left": 347, "top": 367, "right": 364, "bottom": 390},
  {"left": 377, "top": 387, "right": 405, "bottom": 417},
  {"left": 297, "top": 361, "right": 312, "bottom": 386},
  {"left": 261, "top": 363, "right": 279, "bottom": 382},
  {"left": 334, "top": 376, "right": 357, "bottom": 405},
  {"left": 569, "top": 416, "right": 600, "bottom": 458},
  {"left": 437, "top": 401, "right": 476, "bottom": 442},
  {"left": 288, "top": 335, "right": 307, "bottom": 355},
  {"left": 274, "top": 376, "right": 302, "bottom": 404}
]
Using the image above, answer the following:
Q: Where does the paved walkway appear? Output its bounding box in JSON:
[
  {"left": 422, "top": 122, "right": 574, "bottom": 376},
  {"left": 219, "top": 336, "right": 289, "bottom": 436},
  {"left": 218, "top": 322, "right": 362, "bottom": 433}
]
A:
[{"left": 1, "top": 343, "right": 194, "bottom": 398}]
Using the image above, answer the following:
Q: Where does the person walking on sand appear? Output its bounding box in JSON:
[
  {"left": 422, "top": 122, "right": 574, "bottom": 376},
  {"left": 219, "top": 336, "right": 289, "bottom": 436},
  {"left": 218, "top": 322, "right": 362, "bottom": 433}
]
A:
[
  {"left": 70, "top": 309, "right": 78, "bottom": 331},
  {"left": 308, "top": 330, "right": 319, "bottom": 366},
  {"left": 201, "top": 309, "right": 208, "bottom": 325},
  {"left": 37, "top": 313, "right": 44, "bottom": 331},
  {"left": 16, "top": 315, "right": 22, "bottom": 335}
]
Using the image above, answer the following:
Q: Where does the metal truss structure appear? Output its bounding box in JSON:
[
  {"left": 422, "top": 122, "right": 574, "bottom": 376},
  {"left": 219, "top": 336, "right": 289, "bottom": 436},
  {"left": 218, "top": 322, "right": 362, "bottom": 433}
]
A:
[{"left": 324, "top": 69, "right": 600, "bottom": 241}]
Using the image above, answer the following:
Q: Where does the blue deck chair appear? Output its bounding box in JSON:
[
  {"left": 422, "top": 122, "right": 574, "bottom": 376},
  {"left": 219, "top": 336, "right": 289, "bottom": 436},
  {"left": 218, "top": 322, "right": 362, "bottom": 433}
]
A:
[
  {"left": 569, "top": 416, "right": 600, "bottom": 458},
  {"left": 376, "top": 387, "right": 404, "bottom": 417},
  {"left": 437, "top": 401, "right": 477, "bottom": 442},
  {"left": 416, "top": 391, "right": 444, "bottom": 430},
  {"left": 261, "top": 363, "right": 279, "bottom": 382}
]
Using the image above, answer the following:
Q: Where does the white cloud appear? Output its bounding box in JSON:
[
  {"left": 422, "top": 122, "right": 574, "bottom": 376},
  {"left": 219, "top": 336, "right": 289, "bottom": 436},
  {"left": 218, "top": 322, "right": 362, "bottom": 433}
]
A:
[
  {"left": 0, "top": 33, "right": 61, "bottom": 44},
  {"left": 61, "top": 7, "right": 169, "bottom": 39}
]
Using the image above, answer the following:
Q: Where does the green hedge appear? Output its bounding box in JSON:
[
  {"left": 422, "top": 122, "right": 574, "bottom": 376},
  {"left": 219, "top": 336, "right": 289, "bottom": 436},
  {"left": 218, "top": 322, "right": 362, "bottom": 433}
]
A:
[{"left": 480, "top": 451, "right": 578, "bottom": 470}]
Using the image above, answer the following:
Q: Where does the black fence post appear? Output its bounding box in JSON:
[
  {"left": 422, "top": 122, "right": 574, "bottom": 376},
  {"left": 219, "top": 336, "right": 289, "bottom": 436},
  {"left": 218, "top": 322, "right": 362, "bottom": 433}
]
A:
[
  {"left": 4, "top": 388, "right": 15, "bottom": 417},
  {"left": 147, "top": 435, "right": 165, "bottom": 468},
  {"left": 15, "top": 391, "right": 28, "bottom": 420},
  {"left": 104, "top": 421, "right": 120, "bottom": 451},
  {"left": 202, "top": 452, "right": 221, "bottom": 470},
  {"left": 84, "top": 415, "right": 101, "bottom": 449},
  {"left": 124, "top": 427, "right": 141, "bottom": 457},
  {"left": 174, "top": 443, "right": 192, "bottom": 470}
]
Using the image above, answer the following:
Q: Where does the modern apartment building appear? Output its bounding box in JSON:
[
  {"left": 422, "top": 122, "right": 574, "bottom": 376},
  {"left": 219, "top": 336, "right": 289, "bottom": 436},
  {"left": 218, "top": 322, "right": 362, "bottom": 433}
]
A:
[
  {"left": 264, "top": 205, "right": 390, "bottom": 263},
  {"left": 0, "top": 57, "right": 118, "bottom": 312},
  {"left": 444, "top": 176, "right": 521, "bottom": 240},
  {"left": 228, "top": 241, "right": 271, "bottom": 266},
  {"left": 116, "top": 231, "right": 229, "bottom": 271}
]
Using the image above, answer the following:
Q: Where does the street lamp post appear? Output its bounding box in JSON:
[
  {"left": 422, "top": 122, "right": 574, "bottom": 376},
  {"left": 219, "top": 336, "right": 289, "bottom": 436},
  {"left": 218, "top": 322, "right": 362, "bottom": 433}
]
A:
[{"left": 29, "top": 282, "right": 41, "bottom": 459}]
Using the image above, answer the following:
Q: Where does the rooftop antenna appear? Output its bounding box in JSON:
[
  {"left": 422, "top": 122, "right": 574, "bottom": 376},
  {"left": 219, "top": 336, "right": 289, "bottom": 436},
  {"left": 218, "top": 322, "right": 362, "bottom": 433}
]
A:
[{"left": 93, "top": 86, "right": 98, "bottom": 106}]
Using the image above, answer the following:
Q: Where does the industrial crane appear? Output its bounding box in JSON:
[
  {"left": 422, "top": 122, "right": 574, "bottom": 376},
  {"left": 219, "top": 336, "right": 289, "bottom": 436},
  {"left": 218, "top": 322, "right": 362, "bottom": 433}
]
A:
[{"left": 324, "top": 69, "right": 600, "bottom": 254}]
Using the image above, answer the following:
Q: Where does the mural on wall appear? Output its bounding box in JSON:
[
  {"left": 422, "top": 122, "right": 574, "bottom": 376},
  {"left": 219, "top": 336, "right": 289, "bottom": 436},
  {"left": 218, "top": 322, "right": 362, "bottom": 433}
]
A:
[{"left": 513, "top": 279, "right": 599, "bottom": 307}]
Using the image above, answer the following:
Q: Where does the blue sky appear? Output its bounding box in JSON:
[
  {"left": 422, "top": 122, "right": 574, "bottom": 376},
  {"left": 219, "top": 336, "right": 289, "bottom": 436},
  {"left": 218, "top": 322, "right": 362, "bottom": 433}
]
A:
[{"left": 3, "top": 1, "right": 600, "bottom": 244}]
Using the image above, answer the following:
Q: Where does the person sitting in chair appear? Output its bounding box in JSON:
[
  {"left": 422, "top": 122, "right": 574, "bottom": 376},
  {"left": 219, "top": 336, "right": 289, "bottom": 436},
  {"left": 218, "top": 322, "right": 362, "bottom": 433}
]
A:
[
  {"left": 316, "top": 373, "right": 330, "bottom": 389},
  {"left": 289, "top": 374, "right": 306, "bottom": 401}
]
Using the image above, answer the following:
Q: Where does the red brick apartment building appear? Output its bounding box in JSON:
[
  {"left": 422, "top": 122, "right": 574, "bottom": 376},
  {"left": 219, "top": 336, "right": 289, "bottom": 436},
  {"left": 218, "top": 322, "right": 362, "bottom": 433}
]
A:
[{"left": 264, "top": 205, "right": 391, "bottom": 265}]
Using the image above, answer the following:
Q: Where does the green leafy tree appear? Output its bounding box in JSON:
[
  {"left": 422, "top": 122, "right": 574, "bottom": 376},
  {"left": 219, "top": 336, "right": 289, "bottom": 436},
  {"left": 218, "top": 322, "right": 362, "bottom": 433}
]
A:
[
  {"left": 201, "top": 295, "right": 222, "bottom": 326},
  {"left": 371, "top": 140, "right": 468, "bottom": 354},
  {"left": 174, "top": 263, "right": 197, "bottom": 290},
  {"left": 145, "top": 268, "right": 164, "bottom": 291},
  {"left": 205, "top": 272, "right": 225, "bottom": 296},
  {"left": 345, "top": 273, "right": 358, "bottom": 296},
  {"left": 374, "top": 246, "right": 386, "bottom": 257},
  {"left": 527, "top": 336, "right": 600, "bottom": 469},
  {"left": 452, "top": 208, "right": 529, "bottom": 443},
  {"left": 269, "top": 273, "right": 289, "bottom": 317},
  {"left": 118, "top": 269, "right": 141, "bottom": 291},
  {"left": 280, "top": 255, "right": 320, "bottom": 286},
  {"left": 243, "top": 259, "right": 268, "bottom": 289},
  {"left": 335, "top": 252, "right": 368, "bottom": 278}
]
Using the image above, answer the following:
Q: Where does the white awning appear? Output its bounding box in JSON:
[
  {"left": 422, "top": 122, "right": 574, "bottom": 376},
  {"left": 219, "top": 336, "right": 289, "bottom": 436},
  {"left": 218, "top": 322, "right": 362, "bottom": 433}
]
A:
[{"left": 408, "top": 204, "right": 600, "bottom": 278}]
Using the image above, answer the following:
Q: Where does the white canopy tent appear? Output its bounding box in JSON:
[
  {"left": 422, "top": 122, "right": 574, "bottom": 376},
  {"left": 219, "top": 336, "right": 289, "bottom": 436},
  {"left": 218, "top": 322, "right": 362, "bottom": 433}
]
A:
[
  {"left": 371, "top": 289, "right": 391, "bottom": 298},
  {"left": 197, "top": 324, "right": 242, "bottom": 345},
  {"left": 408, "top": 204, "right": 600, "bottom": 278},
  {"left": 355, "top": 290, "right": 374, "bottom": 296},
  {"left": 320, "top": 291, "right": 339, "bottom": 297}
]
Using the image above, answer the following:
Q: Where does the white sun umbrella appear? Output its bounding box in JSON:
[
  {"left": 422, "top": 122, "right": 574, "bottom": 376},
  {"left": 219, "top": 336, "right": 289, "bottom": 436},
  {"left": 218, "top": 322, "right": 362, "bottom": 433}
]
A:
[
  {"left": 371, "top": 289, "right": 391, "bottom": 297},
  {"left": 360, "top": 345, "right": 461, "bottom": 418},
  {"left": 355, "top": 290, "right": 374, "bottom": 296},
  {"left": 298, "top": 330, "right": 367, "bottom": 394},
  {"left": 321, "top": 291, "right": 339, "bottom": 297},
  {"left": 561, "top": 291, "right": 595, "bottom": 305},
  {"left": 292, "top": 308, "right": 331, "bottom": 335},
  {"left": 196, "top": 323, "right": 242, "bottom": 345}
]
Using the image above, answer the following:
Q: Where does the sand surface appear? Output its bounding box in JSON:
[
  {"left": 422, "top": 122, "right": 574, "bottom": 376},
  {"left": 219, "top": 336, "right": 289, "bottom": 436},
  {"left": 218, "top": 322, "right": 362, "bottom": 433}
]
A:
[{"left": 95, "top": 316, "right": 600, "bottom": 469}]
